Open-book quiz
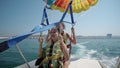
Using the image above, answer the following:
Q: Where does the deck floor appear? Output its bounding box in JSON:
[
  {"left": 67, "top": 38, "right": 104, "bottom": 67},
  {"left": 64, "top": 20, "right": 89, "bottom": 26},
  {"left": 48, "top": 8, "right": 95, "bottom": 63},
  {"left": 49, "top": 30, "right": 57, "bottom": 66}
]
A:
[{"left": 15, "top": 59, "right": 102, "bottom": 68}]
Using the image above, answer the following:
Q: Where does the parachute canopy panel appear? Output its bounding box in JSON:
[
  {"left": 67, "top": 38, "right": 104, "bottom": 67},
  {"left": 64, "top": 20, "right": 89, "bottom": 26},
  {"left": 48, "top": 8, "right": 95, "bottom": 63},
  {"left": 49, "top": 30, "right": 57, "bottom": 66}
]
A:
[{"left": 44, "top": 0, "right": 98, "bottom": 13}]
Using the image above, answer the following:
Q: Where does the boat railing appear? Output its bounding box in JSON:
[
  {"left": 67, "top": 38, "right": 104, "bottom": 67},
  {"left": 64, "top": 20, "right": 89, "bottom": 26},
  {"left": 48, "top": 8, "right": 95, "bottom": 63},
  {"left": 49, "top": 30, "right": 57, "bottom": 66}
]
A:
[
  {"left": 116, "top": 56, "right": 120, "bottom": 68},
  {"left": 98, "top": 60, "right": 107, "bottom": 68},
  {"left": 16, "top": 44, "right": 31, "bottom": 68}
]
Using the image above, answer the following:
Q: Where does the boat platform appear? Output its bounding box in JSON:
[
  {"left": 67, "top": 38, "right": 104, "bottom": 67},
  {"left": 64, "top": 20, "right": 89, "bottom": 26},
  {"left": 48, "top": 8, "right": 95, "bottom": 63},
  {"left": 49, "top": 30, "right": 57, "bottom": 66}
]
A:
[{"left": 15, "top": 59, "right": 103, "bottom": 68}]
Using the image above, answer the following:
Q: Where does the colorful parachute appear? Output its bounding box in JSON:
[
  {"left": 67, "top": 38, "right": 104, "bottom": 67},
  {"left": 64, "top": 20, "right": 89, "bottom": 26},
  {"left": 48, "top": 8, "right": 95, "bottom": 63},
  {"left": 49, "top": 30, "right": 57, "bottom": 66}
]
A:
[{"left": 44, "top": 0, "right": 98, "bottom": 13}]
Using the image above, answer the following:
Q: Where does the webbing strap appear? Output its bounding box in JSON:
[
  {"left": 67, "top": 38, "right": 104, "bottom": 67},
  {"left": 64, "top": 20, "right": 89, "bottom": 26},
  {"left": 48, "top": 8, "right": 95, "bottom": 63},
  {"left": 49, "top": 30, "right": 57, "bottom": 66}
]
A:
[
  {"left": 41, "top": 9, "right": 45, "bottom": 26},
  {"left": 41, "top": 7, "right": 49, "bottom": 26},
  {"left": 44, "top": 7, "right": 49, "bottom": 25},
  {"left": 60, "top": 2, "right": 71, "bottom": 23},
  {"left": 60, "top": 1, "right": 74, "bottom": 25},
  {"left": 69, "top": 1, "right": 75, "bottom": 24}
]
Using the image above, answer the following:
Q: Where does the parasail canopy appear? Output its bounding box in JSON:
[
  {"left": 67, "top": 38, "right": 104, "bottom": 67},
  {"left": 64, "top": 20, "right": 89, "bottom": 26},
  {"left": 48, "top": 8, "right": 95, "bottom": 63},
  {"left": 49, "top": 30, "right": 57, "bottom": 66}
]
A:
[{"left": 44, "top": 0, "right": 98, "bottom": 13}]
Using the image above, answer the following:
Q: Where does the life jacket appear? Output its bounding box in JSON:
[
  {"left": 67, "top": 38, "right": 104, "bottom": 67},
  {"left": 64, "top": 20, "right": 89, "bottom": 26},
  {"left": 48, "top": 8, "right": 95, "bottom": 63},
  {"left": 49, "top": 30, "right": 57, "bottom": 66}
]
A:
[
  {"left": 61, "top": 31, "right": 68, "bottom": 44},
  {"left": 36, "top": 32, "right": 72, "bottom": 67},
  {"left": 39, "top": 40, "right": 64, "bottom": 68}
]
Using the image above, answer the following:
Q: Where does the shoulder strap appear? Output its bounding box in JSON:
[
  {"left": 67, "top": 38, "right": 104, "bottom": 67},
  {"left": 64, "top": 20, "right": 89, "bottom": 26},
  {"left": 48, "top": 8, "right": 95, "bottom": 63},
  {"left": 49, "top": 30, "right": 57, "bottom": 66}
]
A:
[{"left": 67, "top": 42, "right": 72, "bottom": 57}]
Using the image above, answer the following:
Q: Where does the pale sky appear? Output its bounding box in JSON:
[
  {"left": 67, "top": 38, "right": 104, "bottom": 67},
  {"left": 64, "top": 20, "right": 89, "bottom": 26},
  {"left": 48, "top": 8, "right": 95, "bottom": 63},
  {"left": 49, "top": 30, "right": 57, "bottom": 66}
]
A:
[{"left": 0, "top": 0, "right": 120, "bottom": 36}]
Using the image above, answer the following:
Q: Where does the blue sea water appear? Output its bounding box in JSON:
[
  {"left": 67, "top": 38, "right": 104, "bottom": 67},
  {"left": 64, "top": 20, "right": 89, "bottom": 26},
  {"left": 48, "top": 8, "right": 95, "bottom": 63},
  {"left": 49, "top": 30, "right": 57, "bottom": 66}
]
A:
[{"left": 0, "top": 38, "right": 120, "bottom": 68}]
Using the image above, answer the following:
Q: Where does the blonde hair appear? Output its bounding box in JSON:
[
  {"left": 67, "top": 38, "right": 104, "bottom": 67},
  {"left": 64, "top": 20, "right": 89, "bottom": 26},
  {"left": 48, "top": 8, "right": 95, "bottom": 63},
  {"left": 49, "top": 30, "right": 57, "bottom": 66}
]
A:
[
  {"left": 51, "top": 27, "right": 58, "bottom": 33},
  {"left": 61, "top": 22, "right": 65, "bottom": 29}
]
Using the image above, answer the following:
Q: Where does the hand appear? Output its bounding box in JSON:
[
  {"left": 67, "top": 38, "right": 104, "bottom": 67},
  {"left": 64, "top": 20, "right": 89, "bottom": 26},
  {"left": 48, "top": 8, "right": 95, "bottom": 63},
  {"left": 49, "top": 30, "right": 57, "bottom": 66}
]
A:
[
  {"left": 47, "top": 30, "right": 51, "bottom": 35},
  {"left": 38, "top": 36, "right": 43, "bottom": 44},
  {"left": 71, "top": 27, "right": 75, "bottom": 33}
]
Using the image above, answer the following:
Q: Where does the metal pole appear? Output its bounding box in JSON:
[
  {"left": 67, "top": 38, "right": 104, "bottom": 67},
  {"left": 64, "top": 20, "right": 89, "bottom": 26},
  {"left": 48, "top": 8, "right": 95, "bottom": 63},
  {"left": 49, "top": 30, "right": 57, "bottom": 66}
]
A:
[
  {"left": 116, "top": 56, "right": 120, "bottom": 68},
  {"left": 98, "top": 61, "right": 106, "bottom": 68},
  {"left": 16, "top": 44, "right": 31, "bottom": 68}
]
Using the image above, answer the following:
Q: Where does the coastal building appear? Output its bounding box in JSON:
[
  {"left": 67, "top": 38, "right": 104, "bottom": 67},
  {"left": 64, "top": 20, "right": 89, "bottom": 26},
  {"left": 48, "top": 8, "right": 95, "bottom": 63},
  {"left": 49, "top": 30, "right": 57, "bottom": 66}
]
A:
[{"left": 106, "top": 34, "right": 112, "bottom": 38}]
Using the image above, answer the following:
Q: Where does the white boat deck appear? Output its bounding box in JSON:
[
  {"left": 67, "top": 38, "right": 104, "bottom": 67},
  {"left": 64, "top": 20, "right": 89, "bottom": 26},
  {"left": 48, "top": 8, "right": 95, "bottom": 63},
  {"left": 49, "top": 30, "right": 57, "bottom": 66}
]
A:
[
  {"left": 69, "top": 59, "right": 102, "bottom": 68},
  {"left": 15, "top": 59, "right": 102, "bottom": 68}
]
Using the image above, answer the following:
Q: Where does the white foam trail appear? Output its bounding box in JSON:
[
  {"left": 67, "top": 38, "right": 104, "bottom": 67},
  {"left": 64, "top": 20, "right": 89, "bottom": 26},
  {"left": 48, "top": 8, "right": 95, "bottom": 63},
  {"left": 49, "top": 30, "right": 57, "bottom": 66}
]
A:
[
  {"left": 79, "top": 41, "right": 90, "bottom": 45},
  {"left": 88, "top": 50, "right": 97, "bottom": 55},
  {"left": 70, "top": 43, "right": 87, "bottom": 60},
  {"left": 71, "top": 42, "right": 118, "bottom": 68},
  {"left": 71, "top": 42, "right": 97, "bottom": 60}
]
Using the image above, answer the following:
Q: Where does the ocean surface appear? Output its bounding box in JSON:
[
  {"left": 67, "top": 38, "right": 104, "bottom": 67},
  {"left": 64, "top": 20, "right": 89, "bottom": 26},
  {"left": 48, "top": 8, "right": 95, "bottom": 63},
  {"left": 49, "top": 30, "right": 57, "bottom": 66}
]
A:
[{"left": 0, "top": 38, "right": 120, "bottom": 68}]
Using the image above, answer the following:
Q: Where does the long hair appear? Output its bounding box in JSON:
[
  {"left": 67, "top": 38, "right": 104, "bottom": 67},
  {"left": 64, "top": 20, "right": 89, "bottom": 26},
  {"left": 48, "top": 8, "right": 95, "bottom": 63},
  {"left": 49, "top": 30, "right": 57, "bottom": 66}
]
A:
[{"left": 61, "top": 22, "right": 65, "bottom": 29}]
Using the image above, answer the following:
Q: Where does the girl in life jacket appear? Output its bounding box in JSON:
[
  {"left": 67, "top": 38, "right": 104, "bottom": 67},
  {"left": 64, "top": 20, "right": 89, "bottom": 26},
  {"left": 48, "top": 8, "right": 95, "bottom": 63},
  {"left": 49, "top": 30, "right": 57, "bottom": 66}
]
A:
[
  {"left": 37, "top": 27, "right": 69, "bottom": 68},
  {"left": 56, "top": 22, "right": 76, "bottom": 45}
]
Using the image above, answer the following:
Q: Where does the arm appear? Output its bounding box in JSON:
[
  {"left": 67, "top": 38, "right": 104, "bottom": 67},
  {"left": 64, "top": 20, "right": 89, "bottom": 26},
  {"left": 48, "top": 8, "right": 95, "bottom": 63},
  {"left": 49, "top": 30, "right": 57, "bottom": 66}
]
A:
[
  {"left": 59, "top": 34, "right": 70, "bottom": 68},
  {"left": 59, "top": 35, "right": 69, "bottom": 61},
  {"left": 45, "top": 30, "right": 51, "bottom": 43},
  {"left": 38, "top": 36, "right": 43, "bottom": 58},
  {"left": 60, "top": 42, "right": 69, "bottom": 61},
  {"left": 66, "top": 27, "right": 76, "bottom": 44},
  {"left": 59, "top": 37, "right": 70, "bottom": 68}
]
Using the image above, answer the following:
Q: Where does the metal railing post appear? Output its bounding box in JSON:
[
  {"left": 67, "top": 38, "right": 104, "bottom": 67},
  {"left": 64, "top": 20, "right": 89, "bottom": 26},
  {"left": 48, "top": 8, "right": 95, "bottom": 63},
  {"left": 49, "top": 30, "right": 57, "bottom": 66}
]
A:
[
  {"left": 116, "top": 56, "right": 120, "bottom": 68},
  {"left": 16, "top": 44, "right": 31, "bottom": 68}
]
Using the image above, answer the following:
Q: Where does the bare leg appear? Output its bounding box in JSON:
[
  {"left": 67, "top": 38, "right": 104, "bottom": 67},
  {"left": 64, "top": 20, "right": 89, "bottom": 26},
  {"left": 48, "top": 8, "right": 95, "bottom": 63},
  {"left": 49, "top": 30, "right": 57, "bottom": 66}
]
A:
[{"left": 63, "top": 60, "right": 70, "bottom": 68}]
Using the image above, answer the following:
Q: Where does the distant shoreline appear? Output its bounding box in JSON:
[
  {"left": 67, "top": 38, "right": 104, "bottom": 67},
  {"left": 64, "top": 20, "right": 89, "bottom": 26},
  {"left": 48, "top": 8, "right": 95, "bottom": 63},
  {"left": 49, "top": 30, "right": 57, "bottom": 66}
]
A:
[
  {"left": 0, "top": 37, "right": 9, "bottom": 39},
  {"left": 1, "top": 35, "right": 120, "bottom": 39},
  {"left": 28, "top": 35, "right": 120, "bottom": 39},
  {"left": 76, "top": 36, "right": 120, "bottom": 39}
]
